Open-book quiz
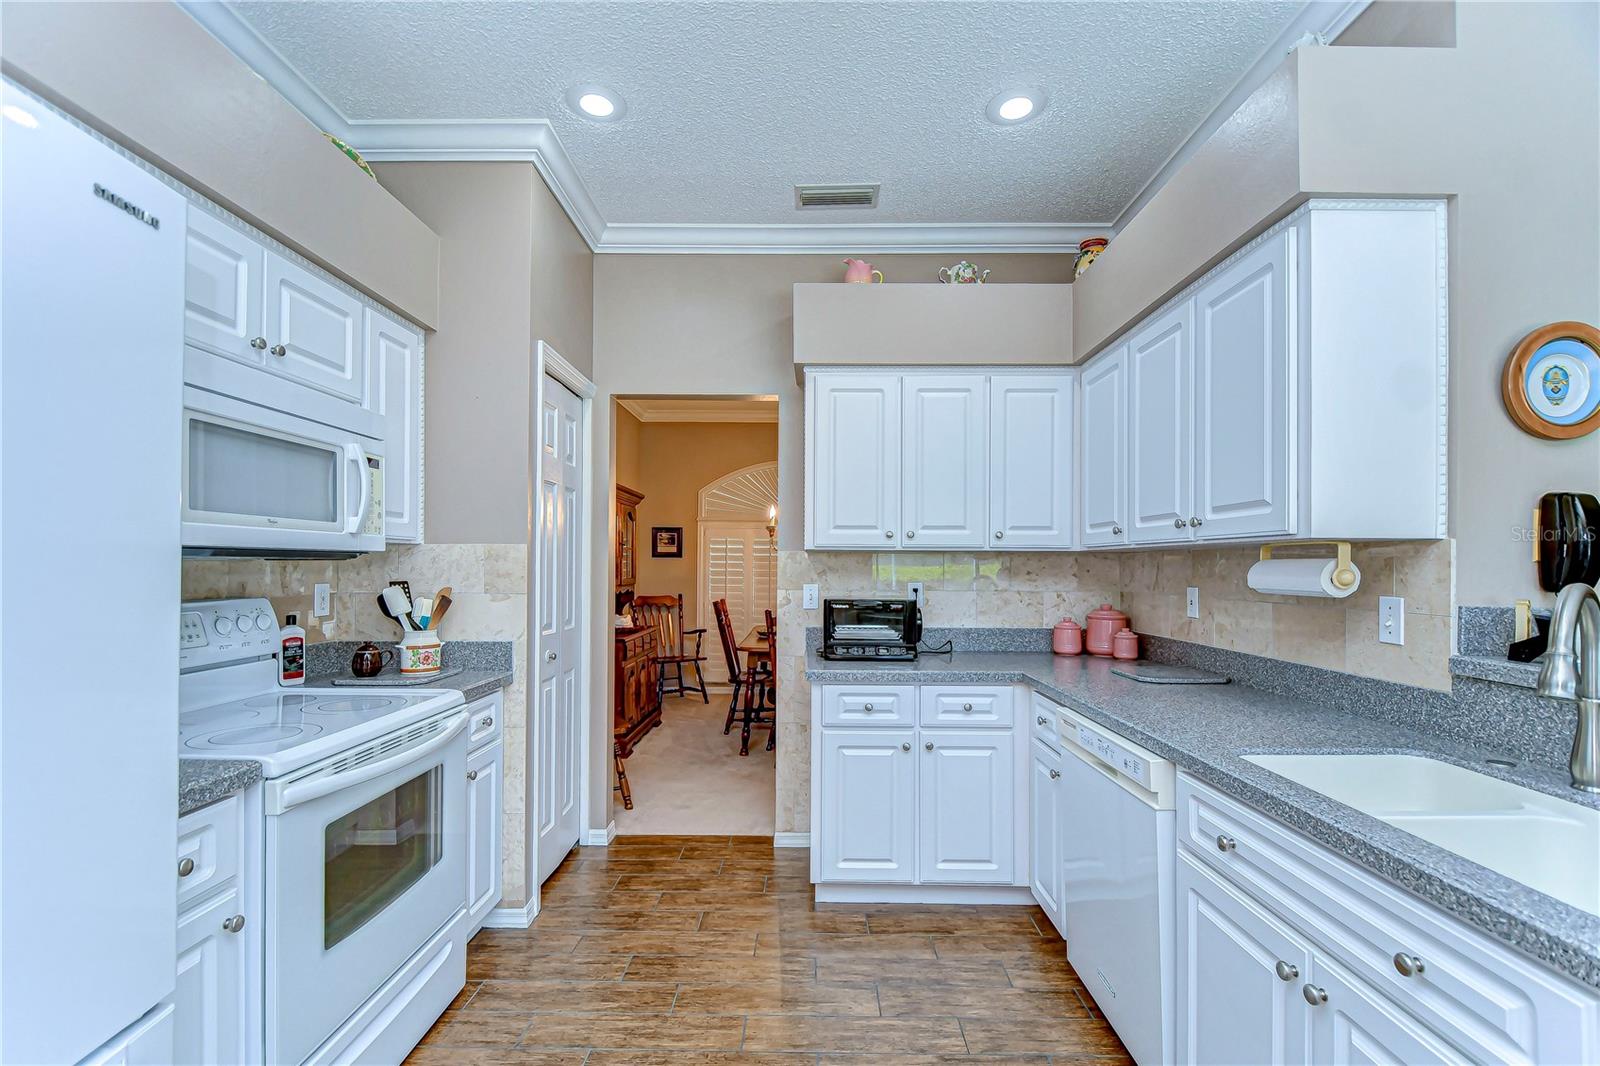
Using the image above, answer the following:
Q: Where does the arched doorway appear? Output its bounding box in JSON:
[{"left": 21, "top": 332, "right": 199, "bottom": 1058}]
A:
[{"left": 696, "top": 461, "right": 778, "bottom": 682}]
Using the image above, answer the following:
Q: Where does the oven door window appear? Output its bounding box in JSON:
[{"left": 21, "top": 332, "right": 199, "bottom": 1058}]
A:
[
  {"left": 186, "top": 414, "right": 343, "bottom": 529},
  {"left": 323, "top": 765, "right": 443, "bottom": 949}
]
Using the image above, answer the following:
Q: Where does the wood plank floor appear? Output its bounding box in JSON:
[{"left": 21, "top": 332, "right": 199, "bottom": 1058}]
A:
[{"left": 406, "top": 836, "right": 1132, "bottom": 1065}]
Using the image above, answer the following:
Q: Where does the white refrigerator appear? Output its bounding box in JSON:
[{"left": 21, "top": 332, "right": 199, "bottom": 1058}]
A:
[{"left": 1, "top": 81, "right": 184, "bottom": 1064}]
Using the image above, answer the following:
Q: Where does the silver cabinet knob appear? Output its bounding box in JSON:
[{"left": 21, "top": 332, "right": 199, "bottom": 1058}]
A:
[
  {"left": 1275, "top": 960, "right": 1299, "bottom": 982},
  {"left": 270, "top": 344, "right": 286, "bottom": 357},
  {"left": 905, "top": 530, "right": 915, "bottom": 539},
  {"left": 1393, "top": 952, "right": 1426, "bottom": 977},
  {"left": 249, "top": 336, "right": 267, "bottom": 350},
  {"left": 1175, "top": 518, "right": 1187, "bottom": 528},
  {"left": 222, "top": 914, "right": 246, "bottom": 934},
  {"left": 1191, "top": 516, "right": 1203, "bottom": 527},
  {"left": 901, "top": 742, "right": 911, "bottom": 752},
  {"left": 546, "top": 650, "right": 558, "bottom": 661},
  {"left": 466, "top": 769, "right": 478, "bottom": 781},
  {"left": 994, "top": 531, "right": 1004, "bottom": 540},
  {"left": 962, "top": 703, "right": 973, "bottom": 713},
  {"left": 1111, "top": 525, "right": 1122, "bottom": 536},
  {"left": 177, "top": 857, "right": 195, "bottom": 878},
  {"left": 480, "top": 716, "right": 494, "bottom": 728},
  {"left": 884, "top": 530, "right": 894, "bottom": 539},
  {"left": 1049, "top": 768, "right": 1062, "bottom": 779},
  {"left": 1302, "top": 983, "right": 1328, "bottom": 1006},
  {"left": 1036, "top": 715, "right": 1048, "bottom": 726},
  {"left": 924, "top": 741, "right": 934, "bottom": 751},
  {"left": 1216, "top": 834, "right": 1237, "bottom": 852},
  {"left": 863, "top": 703, "right": 874, "bottom": 713}
]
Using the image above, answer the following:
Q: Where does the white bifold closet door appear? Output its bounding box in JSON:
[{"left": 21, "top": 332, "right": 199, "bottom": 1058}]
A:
[
  {"left": 700, "top": 524, "right": 776, "bottom": 682},
  {"left": 536, "top": 375, "right": 584, "bottom": 886}
]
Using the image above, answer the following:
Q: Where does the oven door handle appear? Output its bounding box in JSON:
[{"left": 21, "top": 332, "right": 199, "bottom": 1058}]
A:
[
  {"left": 344, "top": 442, "right": 372, "bottom": 534},
  {"left": 276, "top": 712, "right": 467, "bottom": 812}
]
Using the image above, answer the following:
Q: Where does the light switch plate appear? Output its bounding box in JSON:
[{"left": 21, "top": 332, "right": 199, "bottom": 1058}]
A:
[
  {"left": 313, "top": 583, "right": 331, "bottom": 618},
  {"left": 1379, "top": 596, "right": 1405, "bottom": 645},
  {"left": 907, "top": 581, "right": 925, "bottom": 606},
  {"left": 802, "top": 583, "right": 819, "bottom": 610},
  {"left": 1186, "top": 587, "right": 1200, "bottom": 619}
]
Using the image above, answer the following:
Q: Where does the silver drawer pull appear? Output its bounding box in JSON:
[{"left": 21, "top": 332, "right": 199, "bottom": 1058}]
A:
[
  {"left": 1049, "top": 769, "right": 1062, "bottom": 780},
  {"left": 1393, "top": 952, "right": 1425, "bottom": 978},
  {"left": 177, "top": 857, "right": 195, "bottom": 878},
  {"left": 1302, "top": 983, "right": 1327, "bottom": 1006},
  {"left": 901, "top": 742, "right": 911, "bottom": 752},
  {"left": 1175, "top": 518, "right": 1187, "bottom": 528},
  {"left": 962, "top": 702, "right": 973, "bottom": 713},
  {"left": 1036, "top": 715, "right": 1048, "bottom": 726},
  {"left": 222, "top": 914, "right": 246, "bottom": 934},
  {"left": 1112, "top": 525, "right": 1122, "bottom": 535},
  {"left": 270, "top": 344, "right": 286, "bottom": 357},
  {"left": 480, "top": 716, "right": 494, "bottom": 728},
  {"left": 905, "top": 530, "right": 916, "bottom": 539},
  {"left": 466, "top": 769, "right": 479, "bottom": 781},
  {"left": 1274, "top": 960, "right": 1298, "bottom": 982},
  {"left": 863, "top": 703, "right": 874, "bottom": 713},
  {"left": 885, "top": 530, "right": 894, "bottom": 539},
  {"left": 994, "top": 531, "right": 1004, "bottom": 539},
  {"left": 1191, "top": 516, "right": 1203, "bottom": 527},
  {"left": 1215, "top": 834, "right": 1237, "bottom": 852},
  {"left": 249, "top": 336, "right": 267, "bottom": 350},
  {"left": 925, "top": 742, "right": 934, "bottom": 751}
]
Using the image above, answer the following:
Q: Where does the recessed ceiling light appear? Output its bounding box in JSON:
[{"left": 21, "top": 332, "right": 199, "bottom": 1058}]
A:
[
  {"left": 986, "top": 89, "right": 1047, "bottom": 125},
  {"left": 565, "top": 84, "right": 626, "bottom": 123}
]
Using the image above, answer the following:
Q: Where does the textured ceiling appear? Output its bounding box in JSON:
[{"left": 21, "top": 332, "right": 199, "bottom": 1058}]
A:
[{"left": 230, "top": 0, "right": 1305, "bottom": 226}]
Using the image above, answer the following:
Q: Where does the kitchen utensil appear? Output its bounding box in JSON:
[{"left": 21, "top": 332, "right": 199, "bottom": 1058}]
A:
[
  {"left": 1052, "top": 618, "right": 1083, "bottom": 655},
  {"left": 396, "top": 629, "right": 443, "bottom": 675},
  {"left": 429, "top": 590, "right": 453, "bottom": 631},
  {"left": 375, "top": 592, "right": 407, "bottom": 634},
  {"left": 413, "top": 597, "right": 433, "bottom": 630},
  {"left": 380, "top": 585, "right": 415, "bottom": 630},
  {"left": 350, "top": 642, "right": 394, "bottom": 678},
  {"left": 1085, "top": 603, "right": 1129, "bottom": 657}
]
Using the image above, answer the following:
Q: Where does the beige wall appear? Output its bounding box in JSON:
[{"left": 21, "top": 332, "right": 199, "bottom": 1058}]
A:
[
  {"left": 1, "top": 1, "right": 440, "bottom": 327},
  {"left": 614, "top": 403, "right": 643, "bottom": 491},
  {"left": 794, "top": 283, "right": 1072, "bottom": 365},
  {"left": 631, "top": 422, "right": 780, "bottom": 609},
  {"left": 1336, "top": 0, "right": 1456, "bottom": 47}
]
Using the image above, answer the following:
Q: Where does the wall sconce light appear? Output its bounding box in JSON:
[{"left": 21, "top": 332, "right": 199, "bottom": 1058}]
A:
[{"left": 766, "top": 504, "right": 778, "bottom": 541}]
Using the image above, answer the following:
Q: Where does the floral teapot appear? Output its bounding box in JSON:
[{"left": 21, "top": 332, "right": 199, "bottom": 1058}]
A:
[{"left": 938, "top": 260, "right": 990, "bottom": 284}]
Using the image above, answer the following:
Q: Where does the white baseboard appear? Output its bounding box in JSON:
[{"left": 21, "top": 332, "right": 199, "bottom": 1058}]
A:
[
  {"left": 481, "top": 898, "right": 538, "bottom": 929},
  {"left": 772, "top": 832, "right": 810, "bottom": 848},
  {"left": 814, "top": 883, "right": 1035, "bottom": 905},
  {"left": 583, "top": 821, "right": 617, "bottom": 846}
]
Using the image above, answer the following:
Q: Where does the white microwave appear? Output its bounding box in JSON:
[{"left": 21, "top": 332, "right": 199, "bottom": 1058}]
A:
[{"left": 182, "top": 386, "right": 384, "bottom": 555}]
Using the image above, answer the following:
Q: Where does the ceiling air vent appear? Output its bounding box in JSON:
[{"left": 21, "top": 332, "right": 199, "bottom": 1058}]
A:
[{"left": 794, "top": 183, "right": 880, "bottom": 210}]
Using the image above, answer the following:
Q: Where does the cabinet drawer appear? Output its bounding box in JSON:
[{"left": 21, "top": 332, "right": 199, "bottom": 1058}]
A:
[
  {"left": 821, "top": 685, "right": 917, "bottom": 726},
  {"left": 1179, "top": 775, "right": 1598, "bottom": 1065},
  {"left": 466, "top": 691, "right": 504, "bottom": 751},
  {"left": 920, "top": 685, "right": 1014, "bottom": 727},
  {"left": 177, "top": 792, "right": 243, "bottom": 909},
  {"left": 1029, "top": 692, "right": 1062, "bottom": 745}
]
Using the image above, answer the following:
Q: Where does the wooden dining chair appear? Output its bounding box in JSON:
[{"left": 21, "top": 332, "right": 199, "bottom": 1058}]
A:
[
  {"left": 759, "top": 608, "right": 778, "bottom": 752},
  {"left": 634, "top": 593, "right": 709, "bottom": 704},
  {"left": 714, "top": 599, "right": 773, "bottom": 756},
  {"left": 713, "top": 599, "right": 744, "bottom": 732}
]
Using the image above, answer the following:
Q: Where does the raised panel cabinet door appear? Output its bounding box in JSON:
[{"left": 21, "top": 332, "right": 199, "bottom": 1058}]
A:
[
  {"left": 263, "top": 250, "right": 366, "bottom": 405},
  {"left": 1128, "top": 302, "right": 1194, "bottom": 544},
  {"left": 369, "top": 309, "right": 424, "bottom": 542},
  {"left": 1308, "top": 955, "right": 1466, "bottom": 1065},
  {"left": 808, "top": 373, "right": 901, "bottom": 547},
  {"left": 1192, "top": 229, "right": 1294, "bottom": 539},
  {"left": 818, "top": 729, "right": 916, "bottom": 882},
  {"left": 918, "top": 729, "right": 1015, "bottom": 884},
  {"left": 902, "top": 375, "right": 986, "bottom": 548},
  {"left": 184, "top": 209, "right": 264, "bottom": 365},
  {"left": 990, "top": 374, "right": 1074, "bottom": 548},
  {"left": 1029, "top": 738, "right": 1065, "bottom": 931},
  {"left": 1176, "top": 852, "right": 1312, "bottom": 1066},
  {"left": 466, "top": 741, "right": 504, "bottom": 931},
  {"left": 173, "top": 884, "right": 248, "bottom": 1066},
  {"left": 1079, "top": 347, "right": 1128, "bottom": 546}
]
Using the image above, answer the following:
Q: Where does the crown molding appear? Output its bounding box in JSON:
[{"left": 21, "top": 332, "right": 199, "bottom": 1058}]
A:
[
  {"left": 595, "top": 222, "right": 1104, "bottom": 255},
  {"left": 1111, "top": 0, "right": 1370, "bottom": 230},
  {"left": 617, "top": 397, "right": 779, "bottom": 423}
]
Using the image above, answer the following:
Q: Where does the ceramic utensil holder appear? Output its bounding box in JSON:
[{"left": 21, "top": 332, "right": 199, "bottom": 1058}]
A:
[{"left": 397, "top": 630, "right": 443, "bottom": 675}]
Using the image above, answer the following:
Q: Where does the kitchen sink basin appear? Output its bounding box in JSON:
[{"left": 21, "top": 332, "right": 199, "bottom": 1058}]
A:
[{"left": 1241, "top": 753, "right": 1600, "bottom": 918}]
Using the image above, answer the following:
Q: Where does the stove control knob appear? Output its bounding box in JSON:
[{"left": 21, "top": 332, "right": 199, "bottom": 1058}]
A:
[
  {"left": 254, "top": 612, "right": 274, "bottom": 632},
  {"left": 214, "top": 615, "right": 234, "bottom": 636},
  {"left": 235, "top": 614, "right": 254, "bottom": 634}
]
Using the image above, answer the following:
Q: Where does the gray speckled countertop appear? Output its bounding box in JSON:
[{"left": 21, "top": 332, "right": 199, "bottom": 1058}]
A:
[
  {"left": 808, "top": 650, "right": 1600, "bottom": 989},
  {"left": 305, "top": 666, "right": 512, "bottom": 704},
  {"left": 179, "top": 759, "right": 262, "bottom": 816}
]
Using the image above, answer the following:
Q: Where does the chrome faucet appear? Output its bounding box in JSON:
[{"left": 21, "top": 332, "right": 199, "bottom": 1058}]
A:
[{"left": 1535, "top": 582, "right": 1600, "bottom": 792}]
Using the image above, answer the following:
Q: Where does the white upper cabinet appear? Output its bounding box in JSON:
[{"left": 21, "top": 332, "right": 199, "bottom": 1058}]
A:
[
  {"left": 185, "top": 210, "right": 265, "bottom": 366},
  {"left": 990, "top": 374, "right": 1074, "bottom": 548},
  {"left": 902, "top": 375, "right": 986, "bottom": 549},
  {"left": 369, "top": 309, "right": 424, "bottom": 543},
  {"left": 1192, "top": 227, "right": 1292, "bottom": 540},
  {"left": 263, "top": 251, "right": 365, "bottom": 405},
  {"left": 808, "top": 373, "right": 901, "bottom": 548},
  {"left": 1079, "top": 347, "right": 1128, "bottom": 547},
  {"left": 1127, "top": 302, "right": 1194, "bottom": 544}
]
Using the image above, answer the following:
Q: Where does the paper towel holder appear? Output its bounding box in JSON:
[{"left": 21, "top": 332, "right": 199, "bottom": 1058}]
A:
[{"left": 1257, "top": 541, "right": 1359, "bottom": 592}]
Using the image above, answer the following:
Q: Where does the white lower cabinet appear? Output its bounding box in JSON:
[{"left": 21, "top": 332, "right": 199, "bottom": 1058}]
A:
[
  {"left": 818, "top": 729, "right": 918, "bottom": 882},
  {"left": 174, "top": 884, "right": 249, "bottom": 1066},
  {"left": 1028, "top": 736, "right": 1065, "bottom": 932},
  {"left": 466, "top": 738, "right": 504, "bottom": 933},
  {"left": 1308, "top": 954, "right": 1465, "bottom": 1065},
  {"left": 919, "top": 729, "right": 1014, "bottom": 884}
]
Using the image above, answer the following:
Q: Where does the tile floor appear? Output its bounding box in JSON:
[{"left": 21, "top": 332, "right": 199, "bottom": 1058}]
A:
[{"left": 406, "top": 836, "right": 1132, "bottom": 1064}]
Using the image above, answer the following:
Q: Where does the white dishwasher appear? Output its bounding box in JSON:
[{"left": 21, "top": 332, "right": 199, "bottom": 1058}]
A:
[{"left": 1058, "top": 705, "right": 1176, "bottom": 1066}]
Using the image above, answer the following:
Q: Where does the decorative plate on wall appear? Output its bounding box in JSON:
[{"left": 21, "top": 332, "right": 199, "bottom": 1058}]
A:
[{"left": 1502, "top": 321, "right": 1600, "bottom": 439}]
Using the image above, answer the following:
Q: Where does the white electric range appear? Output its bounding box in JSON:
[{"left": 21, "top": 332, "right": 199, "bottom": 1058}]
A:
[{"left": 180, "top": 598, "right": 469, "bottom": 1066}]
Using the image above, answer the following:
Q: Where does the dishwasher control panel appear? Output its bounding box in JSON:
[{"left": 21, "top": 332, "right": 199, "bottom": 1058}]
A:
[{"left": 1060, "top": 706, "right": 1176, "bottom": 806}]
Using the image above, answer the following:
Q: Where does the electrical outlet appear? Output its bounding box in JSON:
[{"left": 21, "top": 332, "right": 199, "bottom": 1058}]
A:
[
  {"left": 907, "top": 581, "right": 925, "bottom": 606},
  {"left": 1379, "top": 596, "right": 1405, "bottom": 645},
  {"left": 802, "top": 583, "right": 819, "bottom": 610},
  {"left": 313, "top": 583, "right": 331, "bottom": 618},
  {"left": 1186, "top": 587, "right": 1200, "bottom": 619}
]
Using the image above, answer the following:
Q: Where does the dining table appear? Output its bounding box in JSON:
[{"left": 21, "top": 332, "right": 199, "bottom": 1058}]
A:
[{"left": 738, "top": 625, "right": 773, "bottom": 666}]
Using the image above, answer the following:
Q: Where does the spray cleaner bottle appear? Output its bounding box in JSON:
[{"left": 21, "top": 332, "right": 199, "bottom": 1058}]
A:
[{"left": 279, "top": 613, "right": 306, "bottom": 686}]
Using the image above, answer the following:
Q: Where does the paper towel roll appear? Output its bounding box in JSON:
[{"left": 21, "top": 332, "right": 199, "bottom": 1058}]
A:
[{"left": 1246, "top": 557, "right": 1361, "bottom": 598}]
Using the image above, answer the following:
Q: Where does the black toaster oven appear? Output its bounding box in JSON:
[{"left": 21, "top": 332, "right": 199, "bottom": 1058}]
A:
[{"left": 821, "top": 598, "right": 922, "bottom": 661}]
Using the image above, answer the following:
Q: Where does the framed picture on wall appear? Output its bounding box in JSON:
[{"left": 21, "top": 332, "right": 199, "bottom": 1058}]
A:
[{"left": 652, "top": 527, "right": 683, "bottom": 558}]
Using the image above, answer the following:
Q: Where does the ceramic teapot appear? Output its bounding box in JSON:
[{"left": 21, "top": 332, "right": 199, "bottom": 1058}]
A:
[
  {"left": 938, "top": 260, "right": 990, "bottom": 284},
  {"left": 842, "top": 258, "right": 883, "bottom": 283}
]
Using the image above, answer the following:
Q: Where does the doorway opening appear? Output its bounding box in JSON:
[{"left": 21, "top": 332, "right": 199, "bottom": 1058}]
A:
[{"left": 611, "top": 396, "right": 779, "bottom": 836}]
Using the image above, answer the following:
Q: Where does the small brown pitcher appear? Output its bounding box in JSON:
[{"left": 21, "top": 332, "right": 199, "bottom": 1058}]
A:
[{"left": 351, "top": 641, "right": 395, "bottom": 678}]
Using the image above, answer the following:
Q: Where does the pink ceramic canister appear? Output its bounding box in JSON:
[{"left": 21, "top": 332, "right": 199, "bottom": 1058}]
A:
[
  {"left": 1112, "top": 627, "right": 1141, "bottom": 661},
  {"left": 1052, "top": 618, "right": 1083, "bottom": 656},
  {"left": 1085, "top": 603, "right": 1129, "bottom": 657}
]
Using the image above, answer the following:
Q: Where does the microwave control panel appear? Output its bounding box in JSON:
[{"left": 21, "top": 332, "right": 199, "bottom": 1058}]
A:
[
  {"left": 359, "top": 454, "right": 385, "bottom": 538},
  {"left": 180, "top": 597, "right": 280, "bottom": 669}
]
